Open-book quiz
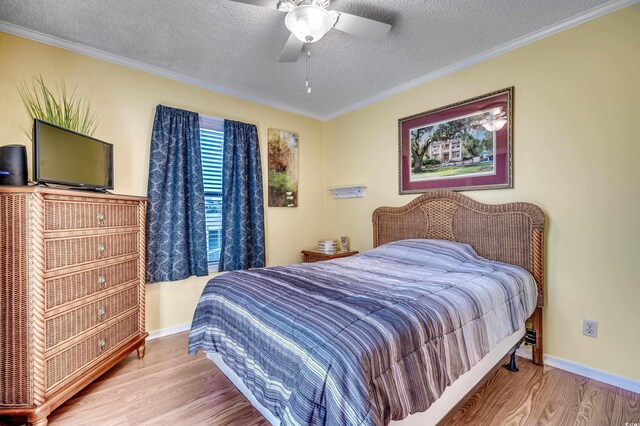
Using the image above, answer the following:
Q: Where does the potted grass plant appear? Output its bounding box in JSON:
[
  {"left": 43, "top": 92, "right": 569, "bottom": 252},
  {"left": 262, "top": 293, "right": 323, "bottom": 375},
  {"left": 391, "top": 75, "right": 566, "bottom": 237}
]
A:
[{"left": 17, "top": 75, "right": 100, "bottom": 139}]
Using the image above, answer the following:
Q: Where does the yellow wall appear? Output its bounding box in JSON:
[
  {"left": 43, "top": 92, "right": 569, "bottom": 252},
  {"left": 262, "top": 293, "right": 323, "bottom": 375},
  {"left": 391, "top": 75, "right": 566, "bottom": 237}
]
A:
[
  {"left": 1, "top": 4, "right": 638, "bottom": 382},
  {"left": 324, "top": 6, "right": 640, "bottom": 380},
  {"left": 0, "top": 32, "right": 326, "bottom": 332}
]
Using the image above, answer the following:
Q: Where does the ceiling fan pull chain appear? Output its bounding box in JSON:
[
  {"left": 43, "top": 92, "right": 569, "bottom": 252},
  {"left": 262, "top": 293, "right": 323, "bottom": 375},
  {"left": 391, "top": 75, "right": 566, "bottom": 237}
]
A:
[{"left": 305, "top": 50, "right": 312, "bottom": 94}]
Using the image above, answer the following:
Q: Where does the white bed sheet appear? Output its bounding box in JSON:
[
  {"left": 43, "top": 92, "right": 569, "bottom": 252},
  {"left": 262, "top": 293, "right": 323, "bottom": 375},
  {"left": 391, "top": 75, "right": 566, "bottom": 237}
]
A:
[{"left": 206, "top": 327, "right": 525, "bottom": 426}]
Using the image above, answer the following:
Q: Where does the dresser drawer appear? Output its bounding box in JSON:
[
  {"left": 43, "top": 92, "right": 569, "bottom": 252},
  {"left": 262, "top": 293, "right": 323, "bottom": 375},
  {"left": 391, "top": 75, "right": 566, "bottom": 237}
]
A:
[
  {"left": 45, "top": 232, "right": 139, "bottom": 271},
  {"left": 45, "top": 311, "right": 139, "bottom": 392},
  {"left": 45, "top": 259, "right": 139, "bottom": 310},
  {"left": 46, "top": 285, "right": 139, "bottom": 349},
  {"left": 45, "top": 201, "right": 138, "bottom": 231}
]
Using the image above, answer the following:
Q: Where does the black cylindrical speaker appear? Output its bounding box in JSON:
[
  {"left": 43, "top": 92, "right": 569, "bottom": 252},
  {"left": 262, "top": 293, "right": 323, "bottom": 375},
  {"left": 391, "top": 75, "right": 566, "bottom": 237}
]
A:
[{"left": 0, "top": 145, "right": 28, "bottom": 186}]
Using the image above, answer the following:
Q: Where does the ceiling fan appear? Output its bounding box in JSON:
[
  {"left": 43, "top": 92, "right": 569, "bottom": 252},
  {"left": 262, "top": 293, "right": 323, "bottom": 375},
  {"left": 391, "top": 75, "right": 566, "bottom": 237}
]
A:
[{"left": 229, "top": 0, "right": 392, "bottom": 62}]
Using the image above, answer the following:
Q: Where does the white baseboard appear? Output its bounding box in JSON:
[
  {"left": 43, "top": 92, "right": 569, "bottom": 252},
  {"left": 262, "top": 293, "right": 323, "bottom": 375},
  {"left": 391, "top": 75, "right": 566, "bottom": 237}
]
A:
[
  {"left": 517, "top": 348, "right": 640, "bottom": 394},
  {"left": 147, "top": 322, "right": 191, "bottom": 341}
]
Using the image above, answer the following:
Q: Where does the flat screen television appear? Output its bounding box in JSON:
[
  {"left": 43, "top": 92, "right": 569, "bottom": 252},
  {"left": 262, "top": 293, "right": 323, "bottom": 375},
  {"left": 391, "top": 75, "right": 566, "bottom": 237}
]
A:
[{"left": 33, "top": 119, "right": 113, "bottom": 190}]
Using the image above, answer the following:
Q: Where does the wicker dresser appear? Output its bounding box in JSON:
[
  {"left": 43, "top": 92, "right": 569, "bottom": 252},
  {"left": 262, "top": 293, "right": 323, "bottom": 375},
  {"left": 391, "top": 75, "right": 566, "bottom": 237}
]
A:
[{"left": 0, "top": 187, "right": 148, "bottom": 426}]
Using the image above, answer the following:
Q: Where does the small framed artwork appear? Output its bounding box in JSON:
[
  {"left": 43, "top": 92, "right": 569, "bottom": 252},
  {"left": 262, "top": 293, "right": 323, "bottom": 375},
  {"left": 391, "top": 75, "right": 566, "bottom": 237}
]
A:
[
  {"left": 268, "top": 128, "right": 299, "bottom": 207},
  {"left": 398, "top": 87, "right": 513, "bottom": 194}
]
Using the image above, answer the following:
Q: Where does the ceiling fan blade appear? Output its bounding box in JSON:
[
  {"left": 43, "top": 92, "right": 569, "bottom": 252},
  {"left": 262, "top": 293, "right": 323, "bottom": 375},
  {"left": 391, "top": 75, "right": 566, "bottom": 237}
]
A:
[
  {"left": 333, "top": 12, "right": 391, "bottom": 42},
  {"left": 279, "top": 33, "right": 304, "bottom": 63},
  {"left": 227, "top": 0, "right": 281, "bottom": 9}
]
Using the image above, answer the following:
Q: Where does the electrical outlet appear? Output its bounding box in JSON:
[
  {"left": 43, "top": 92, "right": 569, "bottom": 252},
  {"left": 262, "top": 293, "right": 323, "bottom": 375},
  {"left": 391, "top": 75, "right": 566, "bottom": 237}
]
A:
[{"left": 583, "top": 319, "right": 598, "bottom": 338}]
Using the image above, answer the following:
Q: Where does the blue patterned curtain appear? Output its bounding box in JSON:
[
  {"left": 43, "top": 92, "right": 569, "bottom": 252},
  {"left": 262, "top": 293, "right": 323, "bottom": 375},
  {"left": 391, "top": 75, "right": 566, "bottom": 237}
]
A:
[
  {"left": 146, "top": 105, "right": 208, "bottom": 283},
  {"left": 219, "top": 120, "right": 266, "bottom": 271}
]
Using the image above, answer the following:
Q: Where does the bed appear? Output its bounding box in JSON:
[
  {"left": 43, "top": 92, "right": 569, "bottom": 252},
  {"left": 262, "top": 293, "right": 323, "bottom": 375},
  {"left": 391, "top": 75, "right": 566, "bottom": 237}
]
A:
[{"left": 189, "top": 191, "right": 545, "bottom": 425}]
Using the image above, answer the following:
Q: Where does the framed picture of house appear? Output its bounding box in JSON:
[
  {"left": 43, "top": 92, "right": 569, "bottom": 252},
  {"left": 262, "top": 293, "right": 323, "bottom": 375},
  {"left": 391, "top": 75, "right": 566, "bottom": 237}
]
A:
[{"left": 398, "top": 87, "right": 513, "bottom": 193}]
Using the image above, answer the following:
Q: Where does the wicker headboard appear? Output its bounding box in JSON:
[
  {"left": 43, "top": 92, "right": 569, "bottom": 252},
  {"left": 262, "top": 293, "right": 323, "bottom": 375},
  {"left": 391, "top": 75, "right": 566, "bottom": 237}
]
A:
[{"left": 372, "top": 190, "right": 545, "bottom": 307}]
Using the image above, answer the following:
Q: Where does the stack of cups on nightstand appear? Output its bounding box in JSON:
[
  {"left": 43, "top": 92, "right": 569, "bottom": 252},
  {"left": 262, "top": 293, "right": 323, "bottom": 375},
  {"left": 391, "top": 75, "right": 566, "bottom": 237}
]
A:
[{"left": 317, "top": 239, "right": 338, "bottom": 254}]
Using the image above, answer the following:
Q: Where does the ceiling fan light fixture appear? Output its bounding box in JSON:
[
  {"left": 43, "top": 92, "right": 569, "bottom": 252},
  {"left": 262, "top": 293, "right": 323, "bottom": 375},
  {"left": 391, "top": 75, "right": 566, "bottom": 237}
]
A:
[
  {"left": 481, "top": 106, "right": 507, "bottom": 131},
  {"left": 277, "top": 0, "right": 295, "bottom": 12},
  {"left": 482, "top": 117, "right": 507, "bottom": 132},
  {"left": 285, "top": 5, "right": 334, "bottom": 43}
]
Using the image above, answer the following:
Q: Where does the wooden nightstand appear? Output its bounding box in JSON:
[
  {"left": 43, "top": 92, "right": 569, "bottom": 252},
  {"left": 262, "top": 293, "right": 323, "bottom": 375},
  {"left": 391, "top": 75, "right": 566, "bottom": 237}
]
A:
[{"left": 301, "top": 249, "right": 359, "bottom": 263}]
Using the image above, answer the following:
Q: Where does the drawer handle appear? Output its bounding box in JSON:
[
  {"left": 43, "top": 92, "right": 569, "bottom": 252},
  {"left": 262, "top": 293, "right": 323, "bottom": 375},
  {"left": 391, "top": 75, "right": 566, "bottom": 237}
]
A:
[
  {"left": 97, "top": 211, "right": 105, "bottom": 225},
  {"left": 98, "top": 339, "right": 106, "bottom": 352},
  {"left": 97, "top": 243, "right": 106, "bottom": 256},
  {"left": 98, "top": 307, "right": 106, "bottom": 320},
  {"left": 98, "top": 275, "right": 106, "bottom": 289}
]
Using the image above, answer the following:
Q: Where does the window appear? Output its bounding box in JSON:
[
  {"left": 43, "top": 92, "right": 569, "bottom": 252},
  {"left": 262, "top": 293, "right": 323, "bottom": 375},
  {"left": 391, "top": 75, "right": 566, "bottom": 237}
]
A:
[{"left": 200, "top": 116, "right": 224, "bottom": 269}]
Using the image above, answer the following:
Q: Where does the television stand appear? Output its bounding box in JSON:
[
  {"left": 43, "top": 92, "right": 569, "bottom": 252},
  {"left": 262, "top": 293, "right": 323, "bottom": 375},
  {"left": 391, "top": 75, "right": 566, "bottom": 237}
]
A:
[{"left": 0, "top": 186, "right": 148, "bottom": 426}]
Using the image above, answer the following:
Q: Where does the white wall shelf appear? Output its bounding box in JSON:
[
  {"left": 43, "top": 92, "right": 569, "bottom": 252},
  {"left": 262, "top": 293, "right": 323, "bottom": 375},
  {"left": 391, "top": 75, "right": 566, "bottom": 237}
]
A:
[{"left": 327, "top": 185, "right": 367, "bottom": 199}]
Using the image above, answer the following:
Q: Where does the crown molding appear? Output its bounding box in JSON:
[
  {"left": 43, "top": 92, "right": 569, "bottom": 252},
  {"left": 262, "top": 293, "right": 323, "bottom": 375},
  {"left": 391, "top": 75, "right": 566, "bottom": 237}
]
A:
[
  {"left": 0, "top": 20, "right": 325, "bottom": 121},
  {"left": 322, "top": 0, "right": 639, "bottom": 121},
  {"left": 1, "top": 0, "right": 637, "bottom": 122}
]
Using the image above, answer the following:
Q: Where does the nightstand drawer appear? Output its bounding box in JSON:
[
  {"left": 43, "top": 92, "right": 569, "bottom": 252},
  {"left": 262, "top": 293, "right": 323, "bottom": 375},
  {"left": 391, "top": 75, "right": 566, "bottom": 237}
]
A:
[
  {"left": 301, "top": 250, "right": 359, "bottom": 263},
  {"left": 303, "top": 254, "right": 322, "bottom": 263}
]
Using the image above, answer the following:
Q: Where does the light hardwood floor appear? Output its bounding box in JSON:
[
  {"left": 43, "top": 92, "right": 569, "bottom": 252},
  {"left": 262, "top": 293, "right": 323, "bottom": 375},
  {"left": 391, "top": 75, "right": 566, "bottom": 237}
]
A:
[{"left": 3, "top": 332, "right": 638, "bottom": 425}]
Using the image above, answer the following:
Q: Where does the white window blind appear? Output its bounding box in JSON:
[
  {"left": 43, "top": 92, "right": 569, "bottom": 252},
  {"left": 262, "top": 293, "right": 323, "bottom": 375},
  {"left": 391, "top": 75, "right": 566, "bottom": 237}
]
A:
[{"left": 200, "top": 115, "right": 224, "bottom": 269}]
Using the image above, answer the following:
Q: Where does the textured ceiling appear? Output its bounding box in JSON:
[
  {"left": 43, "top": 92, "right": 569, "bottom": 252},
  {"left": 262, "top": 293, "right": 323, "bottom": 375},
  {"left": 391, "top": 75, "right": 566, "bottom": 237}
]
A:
[{"left": 0, "top": 0, "right": 611, "bottom": 118}]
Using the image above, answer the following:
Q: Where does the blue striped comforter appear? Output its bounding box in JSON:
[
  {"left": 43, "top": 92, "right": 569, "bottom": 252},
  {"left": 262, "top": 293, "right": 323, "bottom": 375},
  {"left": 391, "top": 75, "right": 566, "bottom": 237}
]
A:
[{"left": 188, "top": 239, "right": 537, "bottom": 425}]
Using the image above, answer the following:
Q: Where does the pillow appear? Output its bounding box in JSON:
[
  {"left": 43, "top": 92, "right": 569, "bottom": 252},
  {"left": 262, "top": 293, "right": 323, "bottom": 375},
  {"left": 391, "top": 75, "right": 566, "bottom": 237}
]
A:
[{"left": 361, "top": 238, "right": 479, "bottom": 264}]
